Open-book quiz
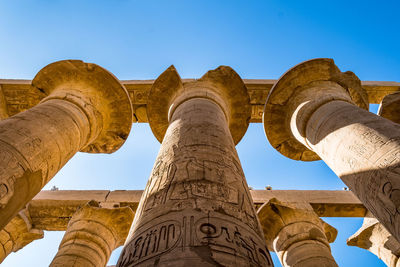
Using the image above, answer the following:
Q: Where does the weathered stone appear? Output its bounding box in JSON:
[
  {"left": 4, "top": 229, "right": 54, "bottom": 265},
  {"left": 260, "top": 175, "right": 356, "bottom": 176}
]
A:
[
  {"left": 348, "top": 212, "right": 400, "bottom": 267},
  {"left": 258, "top": 198, "right": 338, "bottom": 267},
  {"left": 264, "top": 58, "right": 400, "bottom": 242},
  {"left": 117, "top": 66, "right": 272, "bottom": 266},
  {"left": 0, "top": 85, "right": 9, "bottom": 119},
  {"left": 378, "top": 92, "right": 400, "bottom": 124},
  {"left": 0, "top": 60, "right": 132, "bottom": 230},
  {"left": 26, "top": 189, "right": 366, "bottom": 232},
  {"left": 50, "top": 201, "right": 134, "bottom": 267},
  {"left": 1, "top": 78, "right": 399, "bottom": 123},
  {"left": 0, "top": 209, "right": 43, "bottom": 263}
]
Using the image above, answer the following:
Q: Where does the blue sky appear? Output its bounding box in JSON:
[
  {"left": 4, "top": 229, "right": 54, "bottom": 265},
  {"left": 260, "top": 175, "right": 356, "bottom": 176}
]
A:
[{"left": 1, "top": 1, "right": 399, "bottom": 266}]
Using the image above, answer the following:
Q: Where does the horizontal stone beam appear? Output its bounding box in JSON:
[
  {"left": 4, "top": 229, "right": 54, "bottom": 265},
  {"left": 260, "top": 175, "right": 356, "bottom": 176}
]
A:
[
  {"left": 1, "top": 79, "right": 398, "bottom": 122},
  {"left": 27, "top": 190, "right": 366, "bottom": 231}
]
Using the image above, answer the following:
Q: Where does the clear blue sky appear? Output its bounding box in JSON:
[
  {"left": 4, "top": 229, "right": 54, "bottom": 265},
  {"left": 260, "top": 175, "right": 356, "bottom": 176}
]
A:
[{"left": 1, "top": 1, "right": 399, "bottom": 266}]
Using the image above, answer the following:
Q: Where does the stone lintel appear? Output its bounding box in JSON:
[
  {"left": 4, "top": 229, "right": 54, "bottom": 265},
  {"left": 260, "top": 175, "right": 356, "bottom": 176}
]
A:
[
  {"left": 27, "top": 190, "right": 365, "bottom": 231},
  {"left": 0, "top": 78, "right": 397, "bottom": 123},
  {"left": 0, "top": 85, "right": 9, "bottom": 119}
]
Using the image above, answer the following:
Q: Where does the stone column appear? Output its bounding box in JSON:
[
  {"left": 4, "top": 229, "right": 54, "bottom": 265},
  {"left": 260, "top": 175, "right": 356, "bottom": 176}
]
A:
[
  {"left": 258, "top": 198, "right": 338, "bottom": 267},
  {"left": 50, "top": 201, "right": 134, "bottom": 267},
  {"left": 0, "top": 60, "right": 132, "bottom": 230},
  {"left": 378, "top": 92, "right": 400, "bottom": 124},
  {"left": 348, "top": 212, "right": 400, "bottom": 267},
  {"left": 0, "top": 209, "right": 43, "bottom": 263},
  {"left": 117, "top": 66, "right": 273, "bottom": 266},
  {"left": 263, "top": 58, "right": 400, "bottom": 242}
]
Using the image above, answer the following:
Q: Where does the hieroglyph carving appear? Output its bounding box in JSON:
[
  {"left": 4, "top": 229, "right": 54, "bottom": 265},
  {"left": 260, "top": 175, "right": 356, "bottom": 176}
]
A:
[
  {"left": 263, "top": 58, "right": 400, "bottom": 242},
  {"left": 118, "top": 96, "right": 272, "bottom": 266}
]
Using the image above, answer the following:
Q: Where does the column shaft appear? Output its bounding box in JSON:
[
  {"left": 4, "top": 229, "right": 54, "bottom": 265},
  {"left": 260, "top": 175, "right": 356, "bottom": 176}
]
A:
[
  {"left": 0, "top": 99, "right": 90, "bottom": 229},
  {"left": 306, "top": 100, "right": 400, "bottom": 239},
  {"left": 263, "top": 58, "right": 400, "bottom": 242},
  {"left": 118, "top": 98, "right": 271, "bottom": 266}
]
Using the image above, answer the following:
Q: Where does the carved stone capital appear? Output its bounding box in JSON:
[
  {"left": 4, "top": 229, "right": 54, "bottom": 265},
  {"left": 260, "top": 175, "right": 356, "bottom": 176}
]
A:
[
  {"left": 147, "top": 65, "right": 251, "bottom": 144},
  {"left": 0, "top": 60, "right": 133, "bottom": 231},
  {"left": 50, "top": 200, "right": 134, "bottom": 267},
  {"left": 263, "top": 58, "right": 368, "bottom": 161},
  {"left": 348, "top": 212, "right": 400, "bottom": 267},
  {"left": 0, "top": 209, "right": 43, "bottom": 263},
  {"left": 32, "top": 60, "right": 132, "bottom": 153},
  {"left": 378, "top": 91, "right": 400, "bottom": 124},
  {"left": 258, "top": 198, "right": 338, "bottom": 267}
]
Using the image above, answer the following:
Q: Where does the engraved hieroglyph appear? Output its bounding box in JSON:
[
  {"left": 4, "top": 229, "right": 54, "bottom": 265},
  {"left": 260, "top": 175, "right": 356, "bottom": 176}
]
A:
[
  {"left": 258, "top": 198, "right": 338, "bottom": 267},
  {"left": 50, "top": 201, "right": 134, "bottom": 267},
  {"left": 0, "top": 60, "right": 132, "bottom": 230},
  {"left": 118, "top": 66, "right": 273, "bottom": 266},
  {"left": 263, "top": 58, "right": 400, "bottom": 242},
  {"left": 0, "top": 209, "right": 43, "bottom": 263},
  {"left": 348, "top": 212, "right": 400, "bottom": 267}
]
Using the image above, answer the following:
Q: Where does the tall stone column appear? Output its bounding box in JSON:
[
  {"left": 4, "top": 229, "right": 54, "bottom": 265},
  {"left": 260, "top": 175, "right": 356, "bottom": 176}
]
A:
[
  {"left": 258, "top": 198, "right": 338, "bottom": 267},
  {"left": 378, "top": 92, "right": 400, "bottom": 124},
  {"left": 348, "top": 212, "right": 400, "bottom": 267},
  {"left": 263, "top": 58, "right": 400, "bottom": 242},
  {"left": 50, "top": 201, "right": 134, "bottom": 267},
  {"left": 0, "top": 208, "right": 43, "bottom": 263},
  {"left": 117, "top": 66, "right": 273, "bottom": 266},
  {"left": 0, "top": 60, "right": 132, "bottom": 230}
]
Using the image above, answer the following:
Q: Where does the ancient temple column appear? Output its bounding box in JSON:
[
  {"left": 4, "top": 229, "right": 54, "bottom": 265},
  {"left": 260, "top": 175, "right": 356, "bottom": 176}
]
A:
[
  {"left": 117, "top": 66, "right": 273, "bottom": 266},
  {"left": 50, "top": 201, "right": 134, "bottom": 267},
  {"left": 347, "top": 212, "right": 400, "bottom": 267},
  {"left": 263, "top": 58, "right": 400, "bottom": 242},
  {"left": 378, "top": 92, "right": 400, "bottom": 124},
  {"left": 0, "top": 208, "right": 43, "bottom": 263},
  {"left": 0, "top": 60, "right": 132, "bottom": 230},
  {"left": 258, "top": 198, "right": 338, "bottom": 267}
]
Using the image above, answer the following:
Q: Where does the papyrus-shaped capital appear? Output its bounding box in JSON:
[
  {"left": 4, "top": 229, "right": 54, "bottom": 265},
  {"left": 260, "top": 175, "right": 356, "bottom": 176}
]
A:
[
  {"left": 50, "top": 201, "right": 134, "bottom": 267},
  {"left": 348, "top": 213, "right": 400, "bottom": 267},
  {"left": 147, "top": 65, "right": 251, "bottom": 144},
  {"left": 258, "top": 198, "right": 338, "bottom": 267}
]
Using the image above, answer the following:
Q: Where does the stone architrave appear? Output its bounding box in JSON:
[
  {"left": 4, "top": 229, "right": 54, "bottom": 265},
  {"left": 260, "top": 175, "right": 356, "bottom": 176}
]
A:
[
  {"left": 50, "top": 201, "right": 134, "bottom": 267},
  {"left": 263, "top": 58, "right": 400, "bottom": 242},
  {"left": 117, "top": 66, "right": 273, "bottom": 266},
  {"left": 0, "top": 60, "right": 132, "bottom": 230},
  {"left": 258, "top": 198, "right": 338, "bottom": 267},
  {"left": 378, "top": 92, "right": 400, "bottom": 124},
  {"left": 348, "top": 212, "right": 400, "bottom": 267},
  {"left": 0, "top": 85, "right": 8, "bottom": 119},
  {"left": 0, "top": 209, "right": 43, "bottom": 263}
]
